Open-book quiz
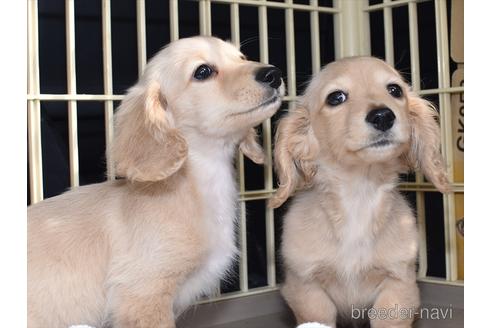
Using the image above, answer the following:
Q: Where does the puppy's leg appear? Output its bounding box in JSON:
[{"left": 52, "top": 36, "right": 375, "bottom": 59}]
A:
[
  {"left": 371, "top": 278, "right": 419, "bottom": 328},
  {"left": 108, "top": 276, "right": 178, "bottom": 328},
  {"left": 112, "top": 292, "right": 175, "bottom": 328},
  {"left": 281, "top": 271, "right": 337, "bottom": 326}
]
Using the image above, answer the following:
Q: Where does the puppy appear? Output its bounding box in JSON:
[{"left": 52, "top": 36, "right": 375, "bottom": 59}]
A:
[
  {"left": 269, "top": 57, "right": 448, "bottom": 327},
  {"left": 28, "top": 36, "right": 284, "bottom": 328}
]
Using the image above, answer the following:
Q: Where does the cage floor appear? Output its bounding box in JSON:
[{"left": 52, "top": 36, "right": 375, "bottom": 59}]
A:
[
  {"left": 204, "top": 305, "right": 464, "bottom": 328},
  {"left": 178, "top": 283, "right": 463, "bottom": 328}
]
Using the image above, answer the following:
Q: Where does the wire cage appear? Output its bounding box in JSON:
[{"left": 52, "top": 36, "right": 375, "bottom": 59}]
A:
[{"left": 27, "top": 0, "right": 464, "bottom": 308}]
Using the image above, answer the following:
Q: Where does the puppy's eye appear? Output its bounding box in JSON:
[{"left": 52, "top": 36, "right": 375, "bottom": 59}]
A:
[
  {"left": 193, "top": 64, "right": 215, "bottom": 81},
  {"left": 326, "top": 90, "right": 348, "bottom": 106},
  {"left": 387, "top": 84, "right": 403, "bottom": 98}
]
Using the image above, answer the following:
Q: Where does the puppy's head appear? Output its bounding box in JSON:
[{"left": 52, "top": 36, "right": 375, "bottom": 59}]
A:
[
  {"left": 110, "top": 36, "right": 285, "bottom": 182},
  {"left": 270, "top": 57, "right": 448, "bottom": 208}
]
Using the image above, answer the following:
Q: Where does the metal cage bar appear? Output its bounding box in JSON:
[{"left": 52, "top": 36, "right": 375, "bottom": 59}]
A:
[
  {"left": 418, "top": 86, "right": 463, "bottom": 95},
  {"left": 407, "top": 0, "right": 428, "bottom": 278},
  {"left": 65, "top": 0, "right": 79, "bottom": 188},
  {"left": 199, "top": 0, "right": 212, "bottom": 36},
  {"left": 285, "top": 0, "right": 296, "bottom": 111},
  {"left": 238, "top": 181, "right": 463, "bottom": 198},
  {"left": 366, "top": 0, "right": 429, "bottom": 12},
  {"left": 258, "top": 2, "right": 276, "bottom": 287},
  {"left": 27, "top": 86, "right": 464, "bottom": 102},
  {"left": 136, "top": 0, "right": 147, "bottom": 76},
  {"left": 237, "top": 150, "right": 249, "bottom": 292},
  {"left": 169, "top": 0, "right": 179, "bottom": 41},
  {"left": 209, "top": 0, "right": 338, "bottom": 13},
  {"left": 229, "top": 3, "right": 249, "bottom": 293},
  {"left": 27, "top": 94, "right": 125, "bottom": 101},
  {"left": 434, "top": 0, "right": 458, "bottom": 282},
  {"left": 310, "top": 0, "right": 321, "bottom": 74},
  {"left": 383, "top": 0, "right": 394, "bottom": 66},
  {"left": 334, "top": 0, "right": 371, "bottom": 58},
  {"left": 102, "top": 0, "right": 115, "bottom": 180},
  {"left": 28, "top": 0, "right": 44, "bottom": 204}
]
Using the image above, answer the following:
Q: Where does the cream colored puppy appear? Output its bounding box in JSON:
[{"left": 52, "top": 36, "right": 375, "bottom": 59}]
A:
[
  {"left": 270, "top": 57, "right": 448, "bottom": 327},
  {"left": 28, "top": 36, "right": 284, "bottom": 328}
]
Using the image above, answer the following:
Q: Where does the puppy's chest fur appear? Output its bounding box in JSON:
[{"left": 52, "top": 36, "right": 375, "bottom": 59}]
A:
[
  {"left": 174, "top": 145, "right": 238, "bottom": 313},
  {"left": 330, "top": 180, "right": 389, "bottom": 276},
  {"left": 291, "top": 180, "right": 392, "bottom": 309}
]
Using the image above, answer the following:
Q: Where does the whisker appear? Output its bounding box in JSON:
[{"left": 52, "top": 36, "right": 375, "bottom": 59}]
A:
[{"left": 239, "top": 36, "right": 259, "bottom": 48}]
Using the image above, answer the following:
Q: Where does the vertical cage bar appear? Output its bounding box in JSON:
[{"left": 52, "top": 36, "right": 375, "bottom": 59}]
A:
[
  {"left": 259, "top": 3, "right": 276, "bottom": 287},
  {"left": 333, "top": 0, "right": 342, "bottom": 59},
  {"left": 285, "top": 0, "right": 296, "bottom": 110},
  {"left": 28, "top": 0, "right": 44, "bottom": 203},
  {"left": 334, "top": 0, "right": 370, "bottom": 58},
  {"left": 383, "top": 0, "right": 394, "bottom": 65},
  {"left": 434, "top": 0, "right": 457, "bottom": 281},
  {"left": 65, "top": 0, "right": 79, "bottom": 187},
  {"left": 359, "top": 0, "right": 371, "bottom": 55},
  {"left": 136, "top": 0, "right": 147, "bottom": 76},
  {"left": 102, "top": 0, "right": 115, "bottom": 180},
  {"left": 230, "top": 3, "right": 249, "bottom": 292},
  {"left": 310, "top": 0, "right": 321, "bottom": 73},
  {"left": 408, "top": 0, "right": 427, "bottom": 278},
  {"left": 237, "top": 153, "right": 249, "bottom": 292},
  {"left": 408, "top": 2, "right": 420, "bottom": 89},
  {"left": 230, "top": 3, "right": 240, "bottom": 46},
  {"left": 199, "top": 0, "right": 212, "bottom": 36},
  {"left": 169, "top": 0, "right": 179, "bottom": 41}
]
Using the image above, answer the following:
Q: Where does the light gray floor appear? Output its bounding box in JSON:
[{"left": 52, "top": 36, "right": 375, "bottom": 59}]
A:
[
  {"left": 204, "top": 305, "right": 463, "bottom": 328},
  {"left": 178, "top": 283, "right": 463, "bottom": 328}
]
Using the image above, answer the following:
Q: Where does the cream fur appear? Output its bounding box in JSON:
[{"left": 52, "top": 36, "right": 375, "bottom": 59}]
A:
[
  {"left": 270, "top": 57, "right": 449, "bottom": 327},
  {"left": 27, "top": 36, "right": 284, "bottom": 328}
]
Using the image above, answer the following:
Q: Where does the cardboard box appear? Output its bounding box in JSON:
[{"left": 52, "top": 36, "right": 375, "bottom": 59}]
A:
[{"left": 450, "top": 0, "right": 464, "bottom": 280}]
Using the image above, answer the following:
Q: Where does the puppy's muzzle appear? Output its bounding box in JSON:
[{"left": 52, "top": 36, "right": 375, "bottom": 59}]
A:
[
  {"left": 366, "top": 107, "right": 396, "bottom": 132},
  {"left": 255, "top": 66, "right": 282, "bottom": 90}
]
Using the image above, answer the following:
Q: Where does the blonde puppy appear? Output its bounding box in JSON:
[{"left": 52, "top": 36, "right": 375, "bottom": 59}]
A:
[
  {"left": 28, "top": 36, "right": 284, "bottom": 328},
  {"left": 270, "top": 57, "right": 448, "bottom": 327}
]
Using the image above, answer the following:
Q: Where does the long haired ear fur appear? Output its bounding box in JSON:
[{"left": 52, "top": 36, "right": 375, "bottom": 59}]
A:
[
  {"left": 268, "top": 107, "right": 319, "bottom": 208},
  {"left": 239, "top": 128, "right": 265, "bottom": 164},
  {"left": 404, "top": 92, "right": 450, "bottom": 192},
  {"left": 109, "top": 81, "right": 188, "bottom": 182}
]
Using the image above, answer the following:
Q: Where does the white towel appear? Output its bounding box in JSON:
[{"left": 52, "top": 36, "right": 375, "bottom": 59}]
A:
[{"left": 296, "top": 323, "right": 332, "bottom": 328}]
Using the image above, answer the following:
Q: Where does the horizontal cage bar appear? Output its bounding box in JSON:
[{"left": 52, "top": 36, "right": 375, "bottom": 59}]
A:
[
  {"left": 208, "top": 0, "right": 338, "bottom": 13},
  {"left": 365, "top": 0, "right": 431, "bottom": 12},
  {"left": 27, "top": 86, "right": 464, "bottom": 102}
]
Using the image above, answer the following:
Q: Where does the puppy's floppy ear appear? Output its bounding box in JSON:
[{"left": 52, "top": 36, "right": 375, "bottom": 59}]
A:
[
  {"left": 109, "top": 81, "right": 188, "bottom": 182},
  {"left": 239, "top": 128, "right": 265, "bottom": 164},
  {"left": 269, "top": 107, "right": 319, "bottom": 208},
  {"left": 404, "top": 92, "right": 450, "bottom": 192}
]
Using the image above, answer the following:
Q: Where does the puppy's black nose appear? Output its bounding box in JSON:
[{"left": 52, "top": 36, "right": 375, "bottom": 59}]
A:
[
  {"left": 365, "top": 107, "right": 396, "bottom": 132},
  {"left": 255, "top": 66, "right": 282, "bottom": 89}
]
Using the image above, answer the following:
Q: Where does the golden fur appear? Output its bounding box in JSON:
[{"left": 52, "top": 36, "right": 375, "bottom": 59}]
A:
[
  {"left": 27, "top": 36, "right": 284, "bottom": 328},
  {"left": 270, "top": 57, "right": 449, "bottom": 327}
]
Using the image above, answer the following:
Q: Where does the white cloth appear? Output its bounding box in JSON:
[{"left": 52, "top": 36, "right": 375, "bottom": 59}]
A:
[{"left": 296, "top": 323, "right": 332, "bottom": 328}]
